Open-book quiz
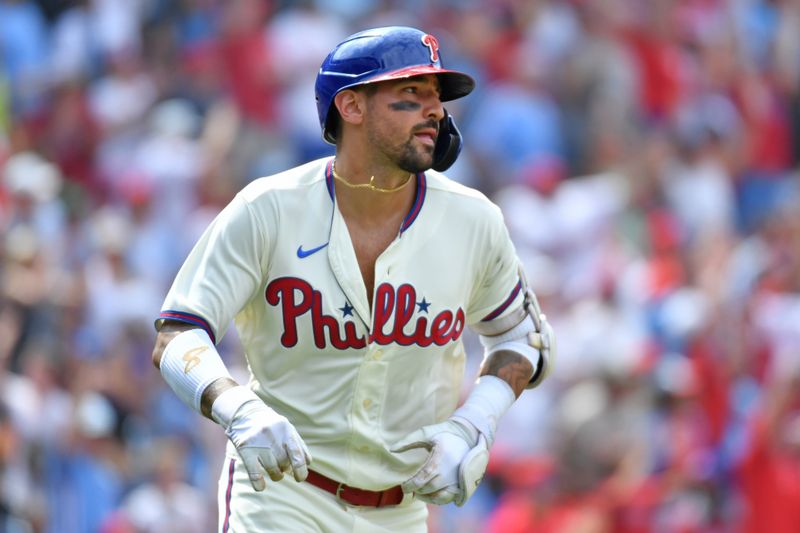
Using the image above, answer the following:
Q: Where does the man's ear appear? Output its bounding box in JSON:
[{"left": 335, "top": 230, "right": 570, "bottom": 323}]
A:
[{"left": 334, "top": 89, "right": 365, "bottom": 128}]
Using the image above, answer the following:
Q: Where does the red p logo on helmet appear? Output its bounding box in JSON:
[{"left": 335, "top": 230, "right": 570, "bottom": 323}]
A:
[{"left": 421, "top": 34, "right": 440, "bottom": 63}]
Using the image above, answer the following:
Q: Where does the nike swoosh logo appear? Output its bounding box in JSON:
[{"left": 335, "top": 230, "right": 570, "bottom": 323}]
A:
[{"left": 297, "top": 242, "right": 329, "bottom": 258}]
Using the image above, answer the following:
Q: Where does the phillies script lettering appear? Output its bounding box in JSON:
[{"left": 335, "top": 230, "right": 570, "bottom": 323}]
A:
[{"left": 265, "top": 277, "right": 465, "bottom": 349}]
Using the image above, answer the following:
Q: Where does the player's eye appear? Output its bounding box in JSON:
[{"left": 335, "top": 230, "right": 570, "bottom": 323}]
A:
[{"left": 403, "top": 86, "right": 419, "bottom": 94}]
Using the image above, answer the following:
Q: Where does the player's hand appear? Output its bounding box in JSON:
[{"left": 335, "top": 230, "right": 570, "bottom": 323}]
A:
[
  {"left": 212, "top": 386, "right": 312, "bottom": 491},
  {"left": 391, "top": 417, "right": 490, "bottom": 506}
]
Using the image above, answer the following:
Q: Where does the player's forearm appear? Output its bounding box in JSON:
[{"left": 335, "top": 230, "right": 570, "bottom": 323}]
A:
[
  {"left": 152, "top": 322, "right": 239, "bottom": 419},
  {"left": 200, "top": 377, "right": 238, "bottom": 419},
  {"left": 479, "top": 349, "right": 534, "bottom": 398}
]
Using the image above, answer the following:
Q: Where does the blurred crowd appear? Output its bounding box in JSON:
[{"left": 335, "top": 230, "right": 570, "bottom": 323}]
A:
[{"left": 1, "top": 0, "right": 799, "bottom": 532}]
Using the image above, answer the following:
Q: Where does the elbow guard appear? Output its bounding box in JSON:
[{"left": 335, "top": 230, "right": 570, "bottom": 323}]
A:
[{"left": 479, "top": 270, "right": 557, "bottom": 388}]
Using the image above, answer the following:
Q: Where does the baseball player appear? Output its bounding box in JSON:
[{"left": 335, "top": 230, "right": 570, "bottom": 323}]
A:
[{"left": 151, "top": 26, "right": 555, "bottom": 532}]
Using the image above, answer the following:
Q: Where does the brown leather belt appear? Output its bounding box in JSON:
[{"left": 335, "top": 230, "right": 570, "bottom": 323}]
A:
[{"left": 305, "top": 470, "right": 404, "bottom": 507}]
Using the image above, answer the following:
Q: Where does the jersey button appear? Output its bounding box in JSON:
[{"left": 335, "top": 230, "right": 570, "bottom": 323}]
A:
[
  {"left": 373, "top": 349, "right": 382, "bottom": 360},
  {"left": 362, "top": 399, "right": 373, "bottom": 409}
]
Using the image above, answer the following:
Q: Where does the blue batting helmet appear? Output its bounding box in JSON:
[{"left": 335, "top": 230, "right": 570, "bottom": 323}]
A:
[{"left": 315, "top": 26, "right": 475, "bottom": 144}]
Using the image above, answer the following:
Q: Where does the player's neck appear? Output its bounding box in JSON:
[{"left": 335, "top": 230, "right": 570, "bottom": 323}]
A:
[
  {"left": 331, "top": 157, "right": 416, "bottom": 221},
  {"left": 333, "top": 155, "right": 413, "bottom": 190}
]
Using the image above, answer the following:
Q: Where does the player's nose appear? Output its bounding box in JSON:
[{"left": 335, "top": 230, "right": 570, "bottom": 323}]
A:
[{"left": 425, "top": 97, "right": 444, "bottom": 122}]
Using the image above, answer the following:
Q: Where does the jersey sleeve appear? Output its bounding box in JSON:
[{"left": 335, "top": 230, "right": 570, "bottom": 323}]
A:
[
  {"left": 465, "top": 204, "right": 525, "bottom": 334},
  {"left": 157, "top": 194, "right": 270, "bottom": 343}
]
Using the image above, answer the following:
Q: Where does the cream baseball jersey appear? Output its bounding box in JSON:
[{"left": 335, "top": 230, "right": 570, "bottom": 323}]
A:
[{"left": 158, "top": 157, "right": 525, "bottom": 490}]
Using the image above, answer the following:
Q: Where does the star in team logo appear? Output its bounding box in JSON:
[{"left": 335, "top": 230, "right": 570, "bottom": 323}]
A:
[
  {"left": 339, "top": 301, "right": 354, "bottom": 317},
  {"left": 416, "top": 298, "right": 430, "bottom": 313}
]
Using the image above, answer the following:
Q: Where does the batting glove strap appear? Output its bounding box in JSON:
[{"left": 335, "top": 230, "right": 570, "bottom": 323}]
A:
[
  {"left": 210, "top": 385, "right": 262, "bottom": 429},
  {"left": 456, "top": 434, "right": 490, "bottom": 506},
  {"left": 159, "top": 328, "right": 233, "bottom": 413},
  {"left": 452, "top": 375, "right": 516, "bottom": 447}
]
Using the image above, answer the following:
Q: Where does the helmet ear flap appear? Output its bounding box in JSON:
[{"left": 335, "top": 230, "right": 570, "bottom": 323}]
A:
[{"left": 432, "top": 109, "right": 463, "bottom": 172}]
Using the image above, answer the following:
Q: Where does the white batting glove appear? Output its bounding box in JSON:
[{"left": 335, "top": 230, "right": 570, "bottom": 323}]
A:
[
  {"left": 392, "top": 376, "right": 515, "bottom": 506},
  {"left": 211, "top": 386, "right": 312, "bottom": 491},
  {"left": 391, "top": 417, "right": 488, "bottom": 506}
]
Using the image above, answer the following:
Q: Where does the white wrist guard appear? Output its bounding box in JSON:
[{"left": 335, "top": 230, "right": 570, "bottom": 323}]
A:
[
  {"left": 452, "top": 375, "right": 515, "bottom": 447},
  {"left": 159, "top": 329, "right": 233, "bottom": 413},
  {"left": 210, "top": 385, "right": 261, "bottom": 428}
]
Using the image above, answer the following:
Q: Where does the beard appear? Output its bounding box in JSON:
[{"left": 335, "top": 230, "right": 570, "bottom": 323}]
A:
[
  {"left": 365, "top": 112, "right": 436, "bottom": 173},
  {"left": 394, "top": 139, "right": 434, "bottom": 174}
]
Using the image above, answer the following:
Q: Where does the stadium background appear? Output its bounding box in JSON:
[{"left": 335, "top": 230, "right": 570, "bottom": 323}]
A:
[{"left": 1, "top": 0, "right": 799, "bottom": 531}]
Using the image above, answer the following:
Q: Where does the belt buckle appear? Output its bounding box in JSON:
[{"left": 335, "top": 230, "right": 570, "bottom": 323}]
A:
[{"left": 335, "top": 482, "right": 346, "bottom": 503}]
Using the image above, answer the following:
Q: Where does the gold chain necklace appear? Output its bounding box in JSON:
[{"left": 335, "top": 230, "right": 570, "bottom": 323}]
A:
[{"left": 332, "top": 162, "right": 414, "bottom": 194}]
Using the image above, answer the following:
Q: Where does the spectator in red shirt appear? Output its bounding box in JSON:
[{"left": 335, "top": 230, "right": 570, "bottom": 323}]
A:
[{"left": 736, "top": 364, "right": 800, "bottom": 533}]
